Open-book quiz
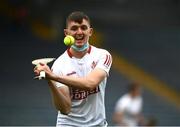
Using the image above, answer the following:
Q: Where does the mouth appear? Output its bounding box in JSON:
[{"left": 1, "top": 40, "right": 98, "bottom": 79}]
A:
[{"left": 75, "top": 34, "right": 84, "bottom": 40}]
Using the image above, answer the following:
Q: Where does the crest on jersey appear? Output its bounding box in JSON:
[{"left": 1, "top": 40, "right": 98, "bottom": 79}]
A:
[{"left": 91, "top": 61, "right": 97, "bottom": 69}]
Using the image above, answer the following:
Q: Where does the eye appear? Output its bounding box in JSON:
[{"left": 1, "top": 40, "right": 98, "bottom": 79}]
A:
[
  {"left": 81, "top": 25, "right": 88, "bottom": 30},
  {"left": 70, "top": 26, "right": 78, "bottom": 31}
]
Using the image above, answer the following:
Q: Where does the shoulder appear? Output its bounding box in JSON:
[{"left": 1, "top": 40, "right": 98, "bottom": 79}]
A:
[
  {"left": 91, "top": 45, "right": 111, "bottom": 55},
  {"left": 90, "top": 46, "right": 112, "bottom": 62},
  {"left": 115, "top": 94, "right": 130, "bottom": 110},
  {"left": 119, "top": 94, "right": 131, "bottom": 102},
  {"left": 52, "top": 51, "right": 68, "bottom": 68}
]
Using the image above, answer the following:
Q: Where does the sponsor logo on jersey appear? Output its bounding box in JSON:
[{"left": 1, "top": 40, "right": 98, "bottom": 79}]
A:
[
  {"left": 71, "top": 87, "right": 100, "bottom": 100},
  {"left": 66, "top": 71, "right": 76, "bottom": 76}
]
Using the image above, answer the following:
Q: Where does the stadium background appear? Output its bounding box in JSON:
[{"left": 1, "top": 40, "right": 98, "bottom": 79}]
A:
[{"left": 0, "top": 0, "right": 180, "bottom": 126}]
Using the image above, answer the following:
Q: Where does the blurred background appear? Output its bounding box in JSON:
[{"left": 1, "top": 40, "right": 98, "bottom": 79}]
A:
[{"left": 0, "top": 0, "right": 180, "bottom": 126}]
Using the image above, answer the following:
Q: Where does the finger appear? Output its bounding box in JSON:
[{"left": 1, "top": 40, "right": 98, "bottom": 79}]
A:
[
  {"left": 39, "top": 62, "right": 45, "bottom": 66},
  {"left": 34, "top": 64, "right": 44, "bottom": 71},
  {"left": 33, "top": 66, "right": 38, "bottom": 71},
  {"left": 34, "top": 70, "right": 40, "bottom": 76}
]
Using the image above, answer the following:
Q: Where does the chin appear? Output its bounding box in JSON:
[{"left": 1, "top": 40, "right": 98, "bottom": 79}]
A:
[{"left": 76, "top": 41, "right": 86, "bottom": 46}]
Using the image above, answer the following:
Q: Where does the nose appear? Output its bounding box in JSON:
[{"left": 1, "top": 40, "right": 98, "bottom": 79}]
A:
[{"left": 76, "top": 28, "right": 83, "bottom": 34}]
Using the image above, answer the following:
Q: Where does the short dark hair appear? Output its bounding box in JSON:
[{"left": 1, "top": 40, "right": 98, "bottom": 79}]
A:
[
  {"left": 128, "top": 82, "right": 140, "bottom": 92},
  {"left": 66, "top": 11, "right": 91, "bottom": 27}
]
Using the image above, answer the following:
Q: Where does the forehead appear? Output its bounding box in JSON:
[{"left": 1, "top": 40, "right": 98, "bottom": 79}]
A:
[{"left": 67, "top": 19, "right": 90, "bottom": 28}]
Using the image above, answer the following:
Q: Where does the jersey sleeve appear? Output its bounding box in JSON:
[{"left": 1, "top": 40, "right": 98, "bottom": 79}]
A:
[
  {"left": 95, "top": 50, "right": 112, "bottom": 76},
  {"left": 51, "top": 61, "right": 66, "bottom": 88}
]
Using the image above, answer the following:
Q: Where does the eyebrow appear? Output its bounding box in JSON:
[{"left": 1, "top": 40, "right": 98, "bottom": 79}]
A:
[{"left": 70, "top": 24, "right": 88, "bottom": 29}]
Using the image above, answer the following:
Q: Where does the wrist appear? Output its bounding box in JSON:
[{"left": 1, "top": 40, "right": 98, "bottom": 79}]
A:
[{"left": 46, "top": 71, "right": 56, "bottom": 80}]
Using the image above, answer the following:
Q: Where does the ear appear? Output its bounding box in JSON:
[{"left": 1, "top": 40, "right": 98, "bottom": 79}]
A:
[
  {"left": 64, "top": 29, "right": 68, "bottom": 36},
  {"left": 89, "top": 28, "right": 93, "bottom": 36}
]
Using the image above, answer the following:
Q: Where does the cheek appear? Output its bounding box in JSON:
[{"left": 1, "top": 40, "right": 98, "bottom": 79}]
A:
[
  {"left": 85, "top": 30, "right": 92, "bottom": 36},
  {"left": 68, "top": 31, "right": 76, "bottom": 35}
]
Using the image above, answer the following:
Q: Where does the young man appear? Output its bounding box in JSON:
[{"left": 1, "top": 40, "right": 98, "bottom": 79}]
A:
[
  {"left": 113, "top": 82, "right": 145, "bottom": 126},
  {"left": 34, "top": 11, "right": 112, "bottom": 126}
]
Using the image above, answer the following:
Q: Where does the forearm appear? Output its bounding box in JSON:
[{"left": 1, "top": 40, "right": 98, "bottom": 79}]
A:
[
  {"left": 48, "top": 68, "right": 106, "bottom": 91},
  {"left": 35, "top": 63, "right": 106, "bottom": 90},
  {"left": 48, "top": 80, "right": 71, "bottom": 115},
  {"left": 53, "top": 75, "right": 95, "bottom": 90}
]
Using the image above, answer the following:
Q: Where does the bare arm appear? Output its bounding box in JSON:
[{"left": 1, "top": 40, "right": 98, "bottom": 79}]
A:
[
  {"left": 51, "top": 68, "right": 106, "bottom": 90},
  {"left": 48, "top": 80, "right": 71, "bottom": 115}
]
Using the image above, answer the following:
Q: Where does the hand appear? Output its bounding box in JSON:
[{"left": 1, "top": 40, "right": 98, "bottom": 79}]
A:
[{"left": 33, "top": 63, "right": 53, "bottom": 79}]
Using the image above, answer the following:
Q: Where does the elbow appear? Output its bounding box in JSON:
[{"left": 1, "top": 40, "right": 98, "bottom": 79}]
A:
[
  {"left": 60, "top": 108, "right": 71, "bottom": 115},
  {"left": 83, "top": 74, "right": 106, "bottom": 90},
  {"left": 55, "top": 102, "right": 71, "bottom": 115},
  {"left": 56, "top": 106, "right": 71, "bottom": 115}
]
